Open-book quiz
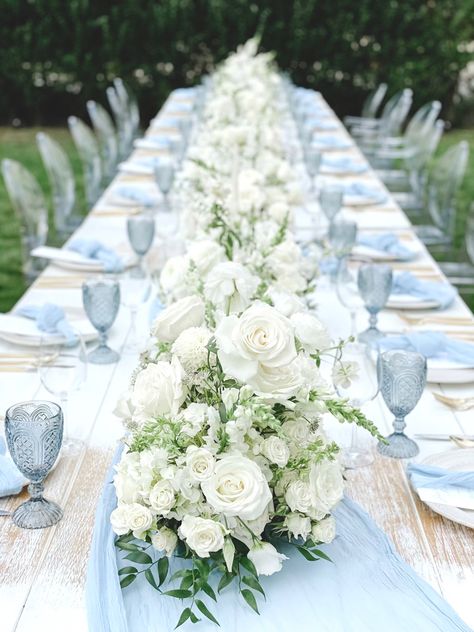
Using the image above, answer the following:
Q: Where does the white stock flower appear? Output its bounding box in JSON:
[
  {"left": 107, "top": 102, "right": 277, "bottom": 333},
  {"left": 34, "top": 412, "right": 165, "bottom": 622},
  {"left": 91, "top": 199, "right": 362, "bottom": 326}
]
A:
[
  {"left": 149, "top": 479, "right": 175, "bottom": 515},
  {"left": 290, "top": 312, "right": 331, "bottom": 352},
  {"left": 187, "top": 239, "right": 225, "bottom": 275},
  {"left": 332, "top": 360, "right": 359, "bottom": 389},
  {"left": 131, "top": 357, "right": 187, "bottom": 420},
  {"left": 248, "top": 542, "right": 288, "bottom": 576},
  {"left": 152, "top": 527, "right": 178, "bottom": 557},
  {"left": 178, "top": 403, "right": 216, "bottom": 438},
  {"left": 178, "top": 515, "right": 226, "bottom": 557},
  {"left": 204, "top": 261, "right": 259, "bottom": 313},
  {"left": 201, "top": 455, "right": 272, "bottom": 520},
  {"left": 309, "top": 461, "right": 344, "bottom": 514},
  {"left": 172, "top": 326, "right": 211, "bottom": 372},
  {"left": 311, "top": 516, "right": 336, "bottom": 544},
  {"left": 186, "top": 446, "right": 215, "bottom": 481},
  {"left": 152, "top": 295, "right": 205, "bottom": 343},
  {"left": 285, "top": 513, "right": 312, "bottom": 540},
  {"left": 261, "top": 436, "right": 290, "bottom": 467},
  {"left": 285, "top": 480, "right": 313, "bottom": 514}
]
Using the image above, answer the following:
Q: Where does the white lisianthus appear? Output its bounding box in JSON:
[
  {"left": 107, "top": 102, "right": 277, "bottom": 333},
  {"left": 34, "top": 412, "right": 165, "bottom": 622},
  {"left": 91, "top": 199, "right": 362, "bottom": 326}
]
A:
[
  {"left": 285, "top": 513, "right": 312, "bottom": 540},
  {"left": 290, "top": 312, "right": 331, "bottom": 352},
  {"left": 201, "top": 455, "right": 272, "bottom": 520},
  {"left": 131, "top": 356, "right": 187, "bottom": 420},
  {"left": 187, "top": 239, "right": 225, "bottom": 275},
  {"left": 152, "top": 295, "right": 205, "bottom": 343},
  {"left": 152, "top": 527, "right": 178, "bottom": 557},
  {"left": 311, "top": 516, "right": 336, "bottom": 544},
  {"left": 149, "top": 479, "right": 175, "bottom": 515},
  {"left": 186, "top": 446, "right": 215, "bottom": 481},
  {"left": 309, "top": 460, "right": 344, "bottom": 514},
  {"left": 160, "top": 254, "right": 190, "bottom": 299},
  {"left": 178, "top": 515, "right": 227, "bottom": 557},
  {"left": 285, "top": 480, "right": 313, "bottom": 514},
  {"left": 248, "top": 542, "right": 288, "bottom": 576},
  {"left": 261, "top": 436, "right": 290, "bottom": 467},
  {"left": 204, "top": 261, "right": 259, "bottom": 314},
  {"left": 172, "top": 326, "right": 211, "bottom": 373}
]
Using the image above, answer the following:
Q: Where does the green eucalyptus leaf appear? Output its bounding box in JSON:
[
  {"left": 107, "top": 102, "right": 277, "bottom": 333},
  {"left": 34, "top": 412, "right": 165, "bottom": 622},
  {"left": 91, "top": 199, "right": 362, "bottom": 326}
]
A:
[
  {"left": 118, "top": 566, "right": 137, "bottom": 576},
  {"left": 145, "top": 568, "right": 159, "bottom": 590},
  {"left": 202, "top": 582, "right": 217, "bottom": 602},
  {"left": 120, "top": 574, "right": 137, "bottom": 589},
  {"left": 124, "top": 551, "right": 153, "bottom": 565},
  {"left": 218, "top": 573, "right": 234, "bottom": 593},
  {"left": 196, "top": 600, "right": 220, "bottom": 626},
  {"left": 241, "top": 588, "right": 260, "bottom": 614},
  {"left": 175, "top": 608, "right": 192, "bottom": 629},
  {"left": 158, "top": 556, "right": 169, "bottom": 586},
  {"left": 239, "top": 557, "right": 258, "bottom": 578},
  {"left": 164, "top": 589, "right": 193, "bottom": 599},
  {"left": 242, "top": 575, "right": 265, "bottom": 598}
]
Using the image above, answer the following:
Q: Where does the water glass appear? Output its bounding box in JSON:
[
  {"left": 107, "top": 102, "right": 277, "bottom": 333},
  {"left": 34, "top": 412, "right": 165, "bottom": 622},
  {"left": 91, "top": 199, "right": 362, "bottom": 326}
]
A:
[
  {"left": 377, "top": 350, "right": 427, "bottom": 458},
  {"left": 336, "top": 257, "right": 366, "bottom": 337},
  {"left": 5, "top": 400, "right": 63, "bottom": 529},
  {"left": 304, "top": 146, "right": 322, "bottom": 195},
  {"left": 320, "top": 184, "right": 344, "bottom": 225},
  {"left": 357, "top": 263, "right": 393, "bottom": 345},
  {"left": 82, "top": 278, "right": 121, "bottom": 364},
  {"left": 154, "top": 160, "right": 175, "bottom": 211},
  {"left": 120, "top": 271, "right": 151, "bottom": 353},
  {"left": 127, "top": 213, "right": 155, "bottom": 276},
  {"left": 328, "top": 219, "right": 358, "bottom": 258}
]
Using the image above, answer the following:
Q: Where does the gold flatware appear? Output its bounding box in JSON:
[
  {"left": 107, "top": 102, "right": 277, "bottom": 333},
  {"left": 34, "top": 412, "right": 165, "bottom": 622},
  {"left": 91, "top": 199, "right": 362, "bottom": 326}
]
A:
[
  {"left": 433, "top": 392, "right": 474, "bottom": 411},
  {"left": 396, "top": 313, "right": 474, "bottom": 327},
  {"left": 450, "top": 435, "right": 474, "bottom": 449}
]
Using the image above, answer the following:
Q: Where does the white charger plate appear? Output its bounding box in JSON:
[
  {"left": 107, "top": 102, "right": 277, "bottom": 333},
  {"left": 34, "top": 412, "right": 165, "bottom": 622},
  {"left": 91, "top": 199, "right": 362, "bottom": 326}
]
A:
[
  {"left": 31, "top": 246, "right": 135, "bottom": 273},
  {"left": 386, "top": 294, "right": 440, "bottom": 310},
  {"left": 0, "top": 315, "right": 97, "bottom": 347},
  {"left": 417, "top": 449, "right": 474, "bottom": 528},
  {"left": 353, "top": 243, "right": 421, "bottom": 262}
]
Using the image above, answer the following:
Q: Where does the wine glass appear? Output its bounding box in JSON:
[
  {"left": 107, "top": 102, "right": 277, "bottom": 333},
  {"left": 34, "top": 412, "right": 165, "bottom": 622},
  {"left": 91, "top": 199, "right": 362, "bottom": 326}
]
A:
[
  {"left": 38, "top": 336, "right": 87, "bottom": 456},
  {"left": 333, "top": 342, "right": 378, "bottom": 468},
  {"left": 154, "top": 159, "right": 175, "bottom": 211},
  {"left": 328, "top": 219, "right": 358, "bottom": 259},
  {"left": 5, "top": 400, "right": 63, "bottom": 528},
  {"left": 82, "top": 278, "right": 121, "bottom": 364},
  {"left": 357, "top": 263, "right": 393, "bottom": 345},
  {"left": 304, "top": 146, "right": 321, "bottom": 196},
  {"left": 377, "top": 350, "right": 427, "bottom": 458},
  {"left": 127, "top": 213, "right": 155, "bottom": 277},
  {"left": 336, "top": 257, "right": 366, "bottom": 338},
  {"left": 120, "top": 270, "right": 151, "bottom": 353},
  {"left": 320, "top": 184, "right": 343, "bottom": 227}
]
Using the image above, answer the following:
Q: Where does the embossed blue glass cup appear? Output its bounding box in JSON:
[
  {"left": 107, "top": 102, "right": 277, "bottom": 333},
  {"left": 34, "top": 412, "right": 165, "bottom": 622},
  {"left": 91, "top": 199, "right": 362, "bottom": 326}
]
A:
[
  {"left": 320, "top": 184, "right": 344, "bottom": 228},
  {"left": 377, "top": 350, "right": 427, "bottom": 458},
  {"left": 127, "top": 213, "right": 155, "bottom": 277},
  {"left": 82, "top": 278, "right": 121, "bottom": 364},
  {"left": 5, "top": 400, "right": 63, "bottom": 529},
  {"left": 357, "top": 263, "right": 393, "bottom": 345}
]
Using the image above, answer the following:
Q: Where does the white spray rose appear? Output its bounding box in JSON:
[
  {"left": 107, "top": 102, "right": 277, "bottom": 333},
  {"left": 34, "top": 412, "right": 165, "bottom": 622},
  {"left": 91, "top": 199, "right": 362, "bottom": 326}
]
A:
[
  {"left": 204, "top": 261, "right": 259, "bottom": 314},
  {"left": 186, "top": 447, "right": 215, "bottom": 481},
  {"left": 285, "top": 513, "right": 312, "bottom": 540},
  {"left": 152, "top": 295, "right": 205, "bottom": 343},
  {"left": 114, "top": 502, "right": 153, "bottom": 539},
  {"left": 152, "top": 527, "right": 178, "bottom": 557},
  {"left": 290, "top": 312, "right": 331, "bottom": 352},
  {"left": 178, "top": 515, "right": 227, "bottom": 557},
  {"left": 248, "top": 542, "right": 288, "bottom": 576},
  {"left": 110, "top": 504, "right": 131, "bottom": 536},
  {"left": 311, "top": 515, "right": 336, "bottom": 544},
  {"left": 149, "top": 479, "right": 175, "bottom": 515},
  {"left": 285, "top": 480, "right": 313, "bottom": 514},
  {"left": 309, "top": 460, "right": 344, "bottom": 514},
  {"left": 261, "top": 436, "right": 290, "bottom": 467},
  {"left": 131, "top": 356, "right": 187, "bottom": 420},
  {"left": 172, "top": 326, "right": 211, "bottom": 373}
]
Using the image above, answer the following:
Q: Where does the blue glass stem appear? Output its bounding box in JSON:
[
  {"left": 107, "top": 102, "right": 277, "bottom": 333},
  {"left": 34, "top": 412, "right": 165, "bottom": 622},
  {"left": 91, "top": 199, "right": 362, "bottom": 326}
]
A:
[
  {"left": 28, "top": 481, "right": 44, "bottom": 500},
  {"left": 393, "top": 416, "right": 406, "bottom": 435}
]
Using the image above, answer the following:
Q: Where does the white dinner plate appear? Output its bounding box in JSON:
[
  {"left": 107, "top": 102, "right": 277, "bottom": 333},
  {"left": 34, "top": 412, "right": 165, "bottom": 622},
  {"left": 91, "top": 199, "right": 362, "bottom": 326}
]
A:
[
  {"left": 386, "top": 294, "right": 440, "bottom": 310},
  {"left": 353, "top": 243, "right": 420, "bottom": 262},
  {"left": 416, "top": 449, "right": 474, "bottom": 528},
  {"left": 0, "top": 315, "right": 97, "bottom": 347},
  {"left": 31, "top": 246, "right": 135, "bottom": 273}
]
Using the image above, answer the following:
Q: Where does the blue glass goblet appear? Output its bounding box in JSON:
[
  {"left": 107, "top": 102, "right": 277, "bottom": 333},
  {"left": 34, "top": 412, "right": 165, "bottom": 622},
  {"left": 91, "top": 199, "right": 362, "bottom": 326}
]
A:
[
  {"left": 320, "top": 184, "right": 343, "bottom": 226},
  {"left": 357, "top": 263, "right": 393, "bottom": 345},
  {"left": 127, "top": 213, "right": 155, "bottom": 277},
  {"left": 82, "top": 278, "right": 121, "bottom": 364},
  {"left": 5, "top": 400, "right": 63, "bottom": 529},
  {"left": 377, "top": 350, "right": 427, "bottom": 458}
]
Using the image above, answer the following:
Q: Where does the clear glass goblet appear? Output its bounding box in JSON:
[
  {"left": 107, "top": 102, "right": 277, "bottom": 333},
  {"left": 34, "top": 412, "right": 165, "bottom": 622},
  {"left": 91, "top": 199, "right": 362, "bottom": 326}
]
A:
[
  {"left": 304, "top": 146, "right": 321, "bottom": 196},
  {"left": 120, "top": 271, "right": 151, "bottom": 353},
  {"left": 127, "top": 213, "right": 155, "bottom": 277},
  {"left": 154, "top": 160, "right": 175, "bottom": 211},
  {"left": 320, "top": 184, "right": 344, "bottom": 226},
  {"left": 5, "top": 400, "right": 63, "bottom": 529},
  {"left": 377, "top": 350, "right": 427, "bottom": 458},
  {"left": 82, "top": 278, "right": 121, "bottom": 364},
  {"left": 333, "top": 342, "right": 378, "bottom": 468},
  {"left": 357, "top": 263, "right": 393, "bottom": 345},
  {"left": 336, "top": 257, "right": 366, "bottom": 338},
  {"left": 328, "top": 219, "right": 358, "bottom": 259}
]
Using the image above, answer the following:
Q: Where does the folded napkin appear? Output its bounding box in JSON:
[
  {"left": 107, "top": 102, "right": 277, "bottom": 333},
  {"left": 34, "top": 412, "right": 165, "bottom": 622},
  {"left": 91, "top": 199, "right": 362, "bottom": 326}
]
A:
[
  {"left": 15, "top": 303, "right": 77, "bottom": 346},
  {"left": 113, "top": 185, "right": 157, "bottom": 207},
  {"left": 408, "top": 463, "right": 474, "bottom": 510},
  {"left": 68, "top": 239, "right": 124, "bottom": 273},
  {"left": 322, "top": 156, "right": 368, "bottom": 173},
  {"left": 344, "top": 182, "right": 388, "bottom": 204},
  {"left": 392, "top": 271, "right": 457, "bottom": 308},
  {"left": 309, "top": 118, "right": 338, "bottom": 131},
  {"left": 358, "top": 233, "right": 416, "bottom": 261},
  {"left": 378, "top": 331, "right": 474, "bottom": 365},
  {"left": 0, "top": 436, "right": 24, "bottom": 497},
  {"left": 313, "top": 135, "right": 350, "bottom": 148},
  {"left": 148, "top": 296, "right": 164, "bottom": 324}
]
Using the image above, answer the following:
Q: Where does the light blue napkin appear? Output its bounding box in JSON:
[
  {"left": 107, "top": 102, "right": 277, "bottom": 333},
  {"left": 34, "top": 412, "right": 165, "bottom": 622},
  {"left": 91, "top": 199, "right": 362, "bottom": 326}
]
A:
[
  {"left": 113, "top": 185, "right": 156, "bottom": 207},
  {"left": 408, "top": 463, "right": 474, "bottom": 492},
  {"left": 68, "top": 239, "right": 124, "bottom": 273},
  {"left": 149, "top": 296, "right": 164, "bottom": 325},
  {"left": 313, "top": 136, "right": 351, "bottom": 149},
  {"left": 344, "top": 182, "right": 388, "bottom": 204},
  {"left": 15, "top": 303, "right": 77, "bottom": 346},
  {"left": 392, "top": 271, "right": 457, "bottom": 308},
  {"left": 0, "top": 436, "right": 24, "bottom": 497},
  {"left": 308, "top": 118, "right": 338, "bottom": 131},
  {"left": 322, "top": 156, "right": 368, "bottom": 173},
  {"left": 378, "top": 331, "right": 474, "bottom": 365},
  {"left": 358, "top": 233, "right": 416, "bottom": 261}
]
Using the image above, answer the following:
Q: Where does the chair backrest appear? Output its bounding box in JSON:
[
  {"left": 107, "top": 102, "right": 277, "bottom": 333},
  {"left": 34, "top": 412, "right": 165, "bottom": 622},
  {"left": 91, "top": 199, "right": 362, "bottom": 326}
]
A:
[
  {"left": 465, "top": 209, "right": 474, "bottom": 264},
  {"left": 379, "top": 89, "right": 413, "bottom": 137},
  {"left": 68, "top": 116, "right": 102, "bottom": 206},
  {"left": 114, "top": 77, "right": 141, "bottom": 136},
  {"left": 428, "top": 141, "right": 469, "bottom": 237},
  {"left": 36, "top": 132, "right": 76, "bottom": 236},
  {"left": 406, "top": 118, "right": 445, "bottom": 172},
  {"left": 107, "top": 85, "right": 133, "bottom": 159},
  {"left": 1, "top": 159, "right": 48, "bottom": 276},
  {"left": 361, "top": 83, "right": 388, "bottom": 118},
  {"left": 405, "top": 101, "right": 442, "bottom": 142},
  {"left": 86, "top": 100, "right": 118, "bottom": 180}
]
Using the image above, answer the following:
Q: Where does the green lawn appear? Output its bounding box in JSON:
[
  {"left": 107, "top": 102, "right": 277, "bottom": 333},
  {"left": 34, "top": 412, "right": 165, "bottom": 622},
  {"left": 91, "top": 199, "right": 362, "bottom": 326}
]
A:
[{"left": 0, "top": 127, "right": 473, "bottom": 313}]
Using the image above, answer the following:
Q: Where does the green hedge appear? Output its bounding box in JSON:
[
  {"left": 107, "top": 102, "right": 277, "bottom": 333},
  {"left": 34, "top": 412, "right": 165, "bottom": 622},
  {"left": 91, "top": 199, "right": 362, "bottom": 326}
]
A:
[{"left": 0, "top": 0, "right": 473, "bottom": 126}]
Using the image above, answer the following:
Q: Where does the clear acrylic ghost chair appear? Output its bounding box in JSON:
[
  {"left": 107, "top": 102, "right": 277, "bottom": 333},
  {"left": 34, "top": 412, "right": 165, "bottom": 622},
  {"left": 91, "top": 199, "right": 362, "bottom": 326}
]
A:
[
  {"left": 36, "top": 132, "right": 82, "bottom": 238},
  {"left": 355, "top": 89, "right": 414, "bottom": 149},
  {"left": 87, "top": 100, "right": 118, "bottom": 181},
  {"left": 344, "top": 83, "right": 388, "bottom": 127},
  {"left": 1, "top": 159, "right": 49, "bottom": 279},
  {"left": 113, "top": 77, "right": 140, "bottom": 139},
  {"left": 107, "top": 85, "right": 133, "bottom": 159},
  {"left": 414, "top": 141, "right": 469, "bottom": 251},
  {"left": 439, "top": 208, "right": 474, "bottom": 292},
  {"left": 68, "top": 116, "right": 103, "bottom": 206}
]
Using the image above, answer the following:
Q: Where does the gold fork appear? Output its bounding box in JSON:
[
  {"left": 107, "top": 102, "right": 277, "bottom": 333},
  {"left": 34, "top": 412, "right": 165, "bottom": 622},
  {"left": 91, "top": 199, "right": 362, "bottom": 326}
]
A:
[
  {"left": 396, "top": 313, "right": 474, "bottom": 327},
  {"left": 433, "top": 392, "right": 474, "bottom": 411}
]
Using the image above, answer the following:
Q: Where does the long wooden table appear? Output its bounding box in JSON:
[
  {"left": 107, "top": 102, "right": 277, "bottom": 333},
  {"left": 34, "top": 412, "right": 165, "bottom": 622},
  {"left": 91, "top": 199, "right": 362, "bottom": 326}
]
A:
[{"left": 0, "top": 91, "right": 473, "bottom": 631}]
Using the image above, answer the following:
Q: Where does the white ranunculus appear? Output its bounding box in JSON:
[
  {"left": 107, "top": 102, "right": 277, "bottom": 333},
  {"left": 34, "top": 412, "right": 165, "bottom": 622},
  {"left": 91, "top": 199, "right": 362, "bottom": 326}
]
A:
[
  {"left": 204, "top": 261, "right": 259, "bottom": 314},
  {"left": 172, "top": 326, "right": 211, "bottom": 373},
  {"left": 285, "top": 513, "right": 312, "bottom": 540},
  {"left": 186, "top": 446, "right": 215, "bottom": 481},
  {"left": 149, "top": 479, "right": 175, "bottom": 515},
  {"left": 110, "top": 504, "right": 131, "bottom": 536},
  {"left": 131, "top": 357, "right": 187, "bottom": 420},
  {"left": 178, "top": 515, "right": 227, "bottom": 557},
  {"left": 151, "top": 527, "right": 178, "bottom": 557},
  {"left": 215, "top": 302, "right": 297, "bottom": 383},
  {"left": 248, "top": 542, "right": 288, "bottom": 576},
  {"left": 151, "top": 295, "right": 205, "bottom": 343},
  {"left": 290, "top": 312, "right": 331, "bottom": 352},
  {"left": 201, "top": 455, "right": 272, "bottom": 520},
  {"left": 261, "top": 436, "right": 290, "bottom": 467},
  {"left": 187, "top": 239, "right": 225, "bottom": 275},
  {"left": 285, "top": 480, "right": 313, "bottom": 514},
  {"left": 309, "top": 461, "right": 344, "bottom": 514},
  {"left": 311, "top": 516, "right": 336, "bottom": 544},
  {"left": 160, "top": 254, "right": 190, "bottom": 299}
]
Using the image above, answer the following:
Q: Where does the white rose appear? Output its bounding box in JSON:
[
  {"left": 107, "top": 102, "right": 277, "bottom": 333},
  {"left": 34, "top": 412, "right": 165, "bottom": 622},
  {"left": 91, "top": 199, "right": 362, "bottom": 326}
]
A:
[
  {"left": 290, "top": 312, "right": 331, "bottom": 352},
  {"left": 186, "top": 447, "right": 215, "bottom": 481},
  {"left": 149, "top": 479, "right": 175, "bottom": 515},
  {"left": 178, "top": 515, "right": 226, "bottom": 557},
  {"left": 201, "top": 455, "right": 272, "bottom": 520},
  {"left": 187, "top": 239, "right": 225, "bottom": 275},
  {"left": 249, "top": 360, "right": 303, "bottom": 401},
  {"left": 281, "top": 418, "right": 311, "bottom": 447},
  {"left": 285, "top": 513, "right": 312, "bottom": 540},
  {"left": 172, "top": 326, "right": 211, "bottom": 372},
  {"left": 110, "top": 504, "right": 131, "bottom": 536},
  {"left": 309, "top": 461, "right": 344, "bottom": 514},
  {"left": 261, "top": 436, "right": 290, "bottom": 467},
  {"left": 132, "top": 356, "right": 187, "bottom": 420},
  {"left": 160, "top": 254, "right": 190, "bottom": 299},
  {"left": 267, "top": 287, "right": 305, "bottom": 317},
  {"left": 152, "top": 295, "right": 205, "bottom": 343},
  {"left": 248, "top": 542, "right": 288, "bottom": 576},
  {"left": 204, "top": 261, "right": 259, "bottom": 314},
  {"left": 152, "top": 527, "right": 178, "bottom": 557},
  {"left": 311, "top": 516, "right": 336, "bottom": 544},
  {"left": 119, "top": 502, "right": 153, "bottom": 538},
  {"left": 285, "top": 480, "right": 312, "bottom": 514},
  {"left": 215, "top": 302, "right": 297, "bottom": 383}
]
